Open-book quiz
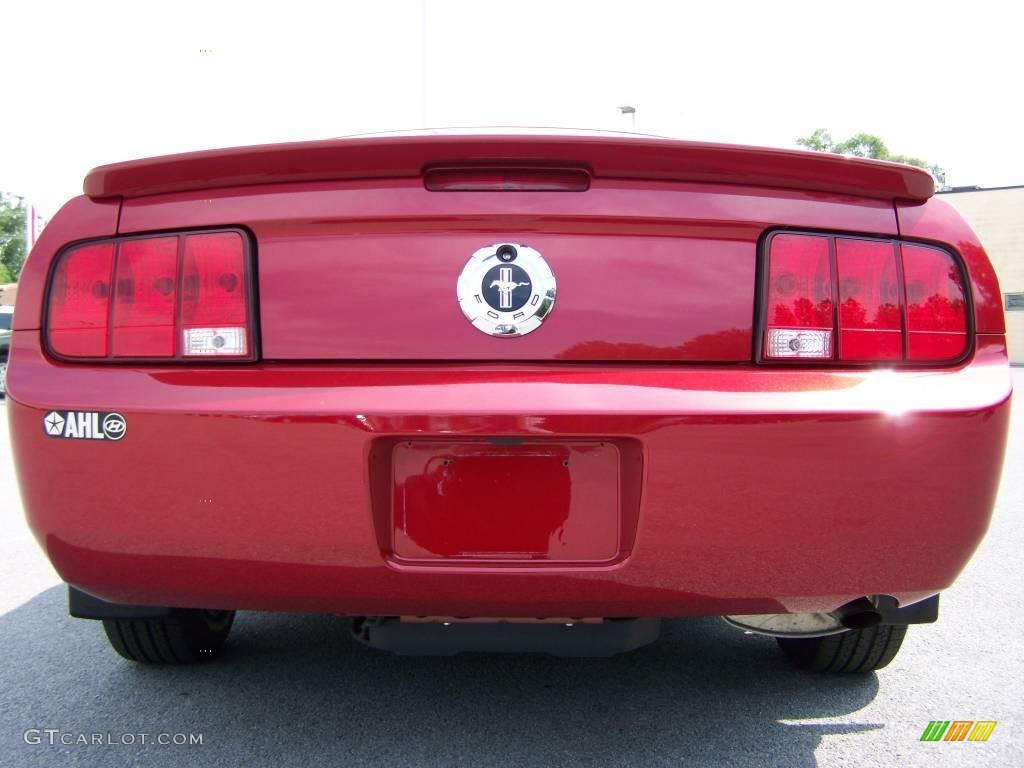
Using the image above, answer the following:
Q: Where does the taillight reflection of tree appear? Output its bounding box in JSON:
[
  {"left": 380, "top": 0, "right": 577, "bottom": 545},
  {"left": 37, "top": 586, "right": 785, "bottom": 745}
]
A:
[
  {"left": 907, "top": 294, "right": 965, "bottom": 331},
  {"left": 772, "top": 297, "right": 832, "bottom": 327},
  {"left": 840, "top": 298, "right": 900, "bottom": 329},
  {"left": 874, "top": 303, "right": 900, "bottom": 328},
  {"left": 841, "top": 299, "right": 867, "bottom": 328}
]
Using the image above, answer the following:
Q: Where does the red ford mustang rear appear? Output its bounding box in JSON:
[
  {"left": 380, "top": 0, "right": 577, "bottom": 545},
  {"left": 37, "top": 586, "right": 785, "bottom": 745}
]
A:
[{"left": 6, "top": 132, "right": 1011, "bottom": 670}]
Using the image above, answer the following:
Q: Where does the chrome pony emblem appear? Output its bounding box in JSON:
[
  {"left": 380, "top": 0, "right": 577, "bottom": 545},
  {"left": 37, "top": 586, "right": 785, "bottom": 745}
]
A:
[
  {"left": 456, "top": 243, "right": 556, "bottom": 337},
  {"left": 489, "top": 268, "right": 531, "bottom": 309}
]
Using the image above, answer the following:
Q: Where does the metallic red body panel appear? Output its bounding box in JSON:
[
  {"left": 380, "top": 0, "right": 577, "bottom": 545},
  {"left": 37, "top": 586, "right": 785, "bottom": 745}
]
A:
[
  {"left": 6, "top": 332, "right": 1011, "bottom": 617},
  {"left": 117, "top": 179, "right": 897, "bottom": 361},
  {"left": 84, "top": 133, "right": 935, "bottom": 202},
  {"left": 12, "top": 196, "right": 121, "bottom": 331},
  {"left": 9, "top": 139, "right": 1009, "bottom": 621},
  {"left": 896, "top": 197, "right": 1005, "bottom": 334},
  {"left": 389, "top": 440, "right": 626, "bottom": 563}
]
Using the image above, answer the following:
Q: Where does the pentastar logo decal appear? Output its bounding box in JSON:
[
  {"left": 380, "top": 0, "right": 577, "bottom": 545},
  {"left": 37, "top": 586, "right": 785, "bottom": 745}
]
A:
[{"left": 42, "top": 411, "right": 127, "bottom": 441}]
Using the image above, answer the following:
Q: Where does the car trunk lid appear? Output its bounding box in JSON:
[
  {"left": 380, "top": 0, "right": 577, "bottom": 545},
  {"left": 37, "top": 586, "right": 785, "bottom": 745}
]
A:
[{"left": 110, "top": 133, "right": 910, "bottom": 362}]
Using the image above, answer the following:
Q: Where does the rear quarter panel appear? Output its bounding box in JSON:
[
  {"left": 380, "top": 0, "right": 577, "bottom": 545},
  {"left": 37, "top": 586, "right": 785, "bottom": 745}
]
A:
[
  {"left": 897, "top": 196, "right": 1005, "bottom": 334},
  {"left": 12, "top": 196, "right": 121, "bottom": 332}
]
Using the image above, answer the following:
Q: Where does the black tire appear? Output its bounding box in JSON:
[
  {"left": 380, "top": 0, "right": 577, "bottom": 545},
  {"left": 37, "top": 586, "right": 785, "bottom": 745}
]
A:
[
  {"left": 777, "top": 624, "right": 907, "bottom": 673},
  {"left": 102, "top": 610, "right": 235, "bottom": 663}
]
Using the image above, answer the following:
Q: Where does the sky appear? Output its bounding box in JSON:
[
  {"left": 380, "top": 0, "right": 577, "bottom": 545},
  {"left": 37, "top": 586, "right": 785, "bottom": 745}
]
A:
[{"left": 3, "top": 0, "right": 1023, "bottom": 219}]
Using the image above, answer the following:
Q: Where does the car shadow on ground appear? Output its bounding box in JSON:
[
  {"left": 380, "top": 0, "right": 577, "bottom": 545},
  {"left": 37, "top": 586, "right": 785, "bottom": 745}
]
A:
[{"left": 2, "top": 587, "right": 881, "bottom": 767}]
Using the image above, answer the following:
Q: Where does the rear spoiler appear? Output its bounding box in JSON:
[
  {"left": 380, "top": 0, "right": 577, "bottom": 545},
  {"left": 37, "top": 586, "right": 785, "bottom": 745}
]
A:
[{"left": 83, "top": 133, "right": 934, "bottom": 202}]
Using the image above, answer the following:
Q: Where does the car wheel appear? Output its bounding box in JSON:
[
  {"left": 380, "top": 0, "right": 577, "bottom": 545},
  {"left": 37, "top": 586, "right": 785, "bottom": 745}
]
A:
[
  {"left": 0, "top": 358, "right": 7, "bottom": 396},
  {"left": 777, "top": 624, "right": 907, "bottom": 673},
  {"left": 102, "top": 609, "right": 235, "bottom": 663}
]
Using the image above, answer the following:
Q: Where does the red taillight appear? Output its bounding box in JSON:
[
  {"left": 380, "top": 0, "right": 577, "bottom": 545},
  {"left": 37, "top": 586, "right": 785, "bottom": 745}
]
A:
[
  {"left": 47, "top": 242, "right": 115, "bottom": 357},
  {"left": 763, "top": 234, "right": 833, "bottom": 358},
  {"left": 180, "top": 232, "right": 249, "bottom": 356},
  {"left": 112, "top": 236, "right": 179, "bottom": 357},
  {"left": 762, "top": 232, "right": 968, "bottom": 364},
  {"left": 901, "top": 243, "right": 968, "bottom": 361},
  {"left": 835, "top": 238, "right": 902, "bottom": 360},
  {"left": 46, "top": 230, "right": 253, "bottom": 361}
]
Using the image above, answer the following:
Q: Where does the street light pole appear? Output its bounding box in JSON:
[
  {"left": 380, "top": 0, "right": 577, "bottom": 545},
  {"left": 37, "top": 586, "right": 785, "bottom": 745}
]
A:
[
  {"left": 419, "top": 0, "right": 427, "bottom": 128},
  {"left": 618, "top": 105, "right": 636, "bottom": 132}
]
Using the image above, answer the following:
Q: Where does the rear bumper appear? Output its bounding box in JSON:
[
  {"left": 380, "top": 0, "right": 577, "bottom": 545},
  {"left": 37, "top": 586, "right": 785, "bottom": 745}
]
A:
[{"left": 7, "top": 332, "right": 1012, "bottom": 617}]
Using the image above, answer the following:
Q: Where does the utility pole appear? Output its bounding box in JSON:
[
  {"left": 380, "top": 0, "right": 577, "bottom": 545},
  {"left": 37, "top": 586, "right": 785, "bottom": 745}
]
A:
[
  {"left": 419, "top": 0, "right": 427, "bottom": 128},
  {"left": 618, "top": 105, "right": 636, "bottom": 132}
]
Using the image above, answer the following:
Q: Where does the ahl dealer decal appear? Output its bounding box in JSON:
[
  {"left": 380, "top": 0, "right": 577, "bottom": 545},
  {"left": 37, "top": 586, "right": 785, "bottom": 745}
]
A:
[{"left": 42, "top": 411, "right": 127, "bottom": 441}]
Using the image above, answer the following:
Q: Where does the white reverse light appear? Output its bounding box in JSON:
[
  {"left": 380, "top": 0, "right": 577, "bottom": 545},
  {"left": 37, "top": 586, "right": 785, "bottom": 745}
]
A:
[
  {"left": 182, "top": 327, "right": 248, "bottom": 356},
  {"left": 765, "top": 328, "right": 832, "bottom": 359}
]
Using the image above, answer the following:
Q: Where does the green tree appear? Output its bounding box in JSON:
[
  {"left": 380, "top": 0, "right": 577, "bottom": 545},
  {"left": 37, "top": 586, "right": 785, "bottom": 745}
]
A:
[
  {"left": 0, "top": 193, "right": 27, "bottom": 282},
  {"left": 796, "top": 128, "right": 835, "bottom": 153},
  {"left": 797, "top": 129, "right": 945, "bottom": 186}
]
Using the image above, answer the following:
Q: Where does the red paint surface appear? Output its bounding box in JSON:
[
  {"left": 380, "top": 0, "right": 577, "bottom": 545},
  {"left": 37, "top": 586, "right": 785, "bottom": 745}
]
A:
[
  {"left": 12, "top": 196, "right": 120, "bottom": 332},
  {"left": 83, "top": 132, "right": 935, "bottom": 201},
  {"left": 112, "top": 179, "right": 897, "bottom": 361},
  {"left": 6, "top": 138, "right": 1010, "bottom": 619},
  {"left": 6, "top": 332, "right": 1011, "bottom": 617},
  {"left": 896, "top": 197, "right": 1005, "bottom": 334}
]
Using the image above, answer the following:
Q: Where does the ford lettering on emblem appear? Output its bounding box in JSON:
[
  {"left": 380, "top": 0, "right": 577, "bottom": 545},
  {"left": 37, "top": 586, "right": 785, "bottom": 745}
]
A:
[{"left": 456, "top": 243, "right": 556, "bottom": 337}]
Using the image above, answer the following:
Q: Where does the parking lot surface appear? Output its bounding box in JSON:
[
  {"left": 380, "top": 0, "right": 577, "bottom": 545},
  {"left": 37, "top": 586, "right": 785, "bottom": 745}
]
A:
[{"left": 1, "top": 373, "right": 1021, "bottom": 767}]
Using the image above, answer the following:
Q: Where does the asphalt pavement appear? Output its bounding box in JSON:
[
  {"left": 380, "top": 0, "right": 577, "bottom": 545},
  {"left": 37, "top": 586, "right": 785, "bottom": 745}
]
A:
[{"left": 1, "top": 374, "right": 1022, "bottom": 767}]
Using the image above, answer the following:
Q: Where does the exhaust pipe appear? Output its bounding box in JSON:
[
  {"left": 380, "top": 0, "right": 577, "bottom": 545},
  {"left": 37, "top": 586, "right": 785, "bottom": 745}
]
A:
[
  {"left": 833, "top": 597, "right": 882, "bottom": 630},
  {"left": 724, "top": 596, "right": 884, "bottom": 638}
]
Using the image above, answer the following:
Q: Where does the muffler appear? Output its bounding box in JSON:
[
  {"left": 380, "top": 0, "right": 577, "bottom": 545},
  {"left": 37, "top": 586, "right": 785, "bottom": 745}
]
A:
[
  {"left": 833, "top": 597, "right": 883, "bottom": 630},
  {"left": 724, "top": 596, "right": 884, "bottom": 638}
]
